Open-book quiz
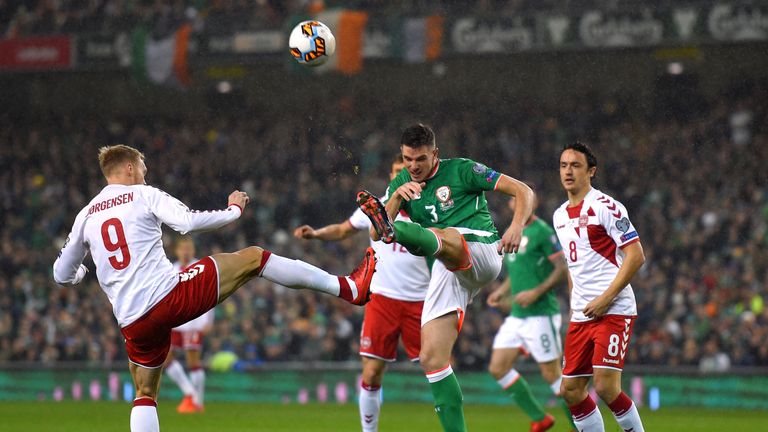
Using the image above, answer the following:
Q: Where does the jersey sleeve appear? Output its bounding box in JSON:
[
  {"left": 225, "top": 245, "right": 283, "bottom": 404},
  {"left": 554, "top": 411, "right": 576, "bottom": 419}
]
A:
[
  {"left": 599, "top": 198, "right": 639, "bottom": 248},
  {"left": 142, "top": 186, "right": 242, "bottom": 235},
  {"left": 53, "top": 208, "right": 90, "bottom": 286},
  {"left": 348, "top": 208, "right": 371, "bottom": 230},
  {"left": 458, "top": 159, "right": 502, "bottom": 192}
]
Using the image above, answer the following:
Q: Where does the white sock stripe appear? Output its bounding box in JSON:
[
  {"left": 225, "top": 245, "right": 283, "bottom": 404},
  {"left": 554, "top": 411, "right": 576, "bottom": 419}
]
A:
[
  {"left": 428, "top": 228, "right": 443, "bottom": 254},
  {"left": 346, "top": 277, "right": 359, "bottom": 299},
  {"left": 426, "top": 365, "right": 453, "bottom": 383},
  {"left": 497, "top": 368, "right": 520, "bottom": 389},
  {"left": 550, "top": 377, "right": 562, "bottom": 395}
]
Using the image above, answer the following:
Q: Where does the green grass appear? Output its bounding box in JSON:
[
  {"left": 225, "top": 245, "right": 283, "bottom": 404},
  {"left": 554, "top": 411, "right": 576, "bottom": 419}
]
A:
[{"left": 0, "top": 401, "right": 764, "bottom": 431}]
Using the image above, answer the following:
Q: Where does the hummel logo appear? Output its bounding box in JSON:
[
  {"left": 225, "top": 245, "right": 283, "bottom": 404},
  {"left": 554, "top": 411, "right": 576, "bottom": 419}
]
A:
[
  {"left": 364, "top": 415, "right": 373, "bottom": 423},
  {"left": 179, "top": 264, "right": 205, "bottom": 282}
]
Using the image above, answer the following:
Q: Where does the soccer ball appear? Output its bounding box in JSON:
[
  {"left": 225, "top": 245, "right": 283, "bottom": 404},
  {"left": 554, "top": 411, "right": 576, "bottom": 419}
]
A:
[{"left": 288, "top": 21, "right": 336, "bottom": 67}]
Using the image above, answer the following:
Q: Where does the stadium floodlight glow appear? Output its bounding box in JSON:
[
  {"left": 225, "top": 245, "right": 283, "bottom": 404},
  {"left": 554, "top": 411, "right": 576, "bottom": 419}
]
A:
[
  {"left": 667, "top": 62, "right": 684, "bottom": 75},
  {"left": 217, "top": 81, "right": 233, "bottom": 94}
]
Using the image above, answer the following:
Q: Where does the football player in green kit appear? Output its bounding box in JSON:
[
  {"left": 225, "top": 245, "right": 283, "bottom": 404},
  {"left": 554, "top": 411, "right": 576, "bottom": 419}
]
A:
[
  {"left": 486, "top": 194, "right": 575, "bottom": 432},
  {"left": 357, "top": 123, "right": 534, "bottom": 432}
]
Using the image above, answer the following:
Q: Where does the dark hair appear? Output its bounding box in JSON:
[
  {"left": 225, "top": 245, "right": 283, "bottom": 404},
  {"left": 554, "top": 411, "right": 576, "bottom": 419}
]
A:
[
  {"left": 562, "top": 141, "right": 597, "bottom": 169},
  {"left": 401, "top": 123, "right": 435, "bottom": 148}
]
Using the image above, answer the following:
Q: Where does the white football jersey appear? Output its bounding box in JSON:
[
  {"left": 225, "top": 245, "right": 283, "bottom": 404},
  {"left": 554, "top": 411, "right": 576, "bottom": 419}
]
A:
[
  {"left": 53, "top": 184, "right": 241, "bottom": 327},
  {"left": 349, "top": 208, "right": 430, "bottom": 302},
  {"left": 553, "top": 188, "right": 640, "bottom": 322},
  {"left": 173, "top": 259, "right": 215, "bottom": 332}
]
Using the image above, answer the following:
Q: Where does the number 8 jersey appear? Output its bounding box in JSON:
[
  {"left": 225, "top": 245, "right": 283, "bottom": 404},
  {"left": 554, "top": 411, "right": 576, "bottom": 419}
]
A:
[
  {"left": 53, "top": 184, "right": 242, "bottom": 327},
  {"left": 552, "top": 188, "right": 640, "bottom": 322}
]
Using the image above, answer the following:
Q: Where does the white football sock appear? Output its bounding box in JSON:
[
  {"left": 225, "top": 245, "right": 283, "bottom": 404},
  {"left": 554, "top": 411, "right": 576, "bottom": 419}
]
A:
[
  {"left": 130, "top": 400, "right": 159, "bottom": 432},
  {"left": 359, "top": 385, "right": 381, "bottom": 432},
  {"left": 574, "top": 407, "right": 605, "bottom": 432},
  {"left": 261, "top": 254, "right": 341, "bottom": 296},
  {"left": 550, "top": 376, "right": 562, "bottom": 395},
  {"left": 165, "top": 360, "right": 195, "bottom": 397},
  {"left": 613, "top": 401, "right": 644, "bottom": 432},
  {"left": 190, "top": 368, "right": 206, "bottom": 407}
]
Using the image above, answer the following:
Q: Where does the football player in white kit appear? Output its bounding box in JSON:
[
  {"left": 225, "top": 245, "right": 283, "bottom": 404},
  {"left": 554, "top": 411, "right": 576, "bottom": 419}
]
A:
[
  {"left": 293, "top": 154, "right": 430, "bottom": 432},
  {"left": 53, "top": 145, "right": 377, "bottom": 432},
  {"left": 553, "top": 142, "right": 646, "bottom": 432},
  {"left": 164, "top": 236, "right": 212, "bottom": 413}
]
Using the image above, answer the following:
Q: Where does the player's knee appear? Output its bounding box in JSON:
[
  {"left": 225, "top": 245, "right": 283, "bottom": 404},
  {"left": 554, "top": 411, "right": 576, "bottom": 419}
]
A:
[
  {"left": 135, "top": 385, "right": 157, "bottom": 399},
  {"left": 418, "top": 348, "right": 446, "bottom": 373},
  {"left": 540, "top": 367, "right": 560, "bottom": 385},
  {"left": 362, "top": 368, "right": 384, "bottom": 386},
  {"left": 560, "top": 380, "right": 584, "bottom": 404},
  {"left": 239, "top": 246, "right": 266, "bottom": 275},
  {"left": 594, "top": 379, "right": 620, "bottom": 403},
  {"left": 487, "top": 362, "right": 507, "bottom": 380}
]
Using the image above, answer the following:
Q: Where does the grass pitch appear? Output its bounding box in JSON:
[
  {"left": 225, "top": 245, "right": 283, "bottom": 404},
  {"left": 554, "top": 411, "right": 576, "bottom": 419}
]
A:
[{"left": 1, "top": 401, "right": 763, "bottom": 431}]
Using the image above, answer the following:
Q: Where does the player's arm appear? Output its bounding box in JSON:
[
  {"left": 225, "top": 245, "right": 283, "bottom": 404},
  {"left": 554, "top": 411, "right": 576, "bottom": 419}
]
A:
[
  {"left": 53, "top": 211, "right": 89, "bottom": 287},
  {"left": 294, "top": 220, "right": 359, "bottom": 241},
  {"left": 146, "top": 187, "right": 247, "bottom": 234},
  {"left": 513, "top": 254, "right": 567, "bottom": 307},
  {"left": 583, "top": 241, "right": 645, "bottom": 319},
  {"left": 486, "top": 276, "right": 511, "bottom": 309},
  {"left": 493, "top": 175, "right": 534, "bottom": 254}
]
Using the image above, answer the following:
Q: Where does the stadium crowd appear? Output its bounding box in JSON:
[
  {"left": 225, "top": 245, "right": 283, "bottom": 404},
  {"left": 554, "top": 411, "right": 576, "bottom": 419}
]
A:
[
  {"left": 1, "top": 79, "right": 766, "bottom": 373},
  {"left": 0, "top": 0, "right": 683, "bottom": 37}
]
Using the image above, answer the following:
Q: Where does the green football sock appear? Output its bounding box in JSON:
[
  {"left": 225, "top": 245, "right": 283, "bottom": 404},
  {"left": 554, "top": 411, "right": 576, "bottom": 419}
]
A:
[
  {"left": 503, "top": 375, "right": 546, "bottom": 421},
  {"left": 393, "top": 221, "right": 440, "bottom": 256},
  {"left": 429, "top": 370, "right": 467, "bottom": 432},
  {"left": 559, "top": 397, "right": 577, "bottom": 429}
]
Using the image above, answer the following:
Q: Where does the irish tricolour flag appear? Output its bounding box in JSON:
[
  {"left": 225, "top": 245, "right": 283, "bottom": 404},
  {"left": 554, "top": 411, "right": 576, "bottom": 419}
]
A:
[{"left": 131, "top": 24, "right": 192, "bottom": 87}]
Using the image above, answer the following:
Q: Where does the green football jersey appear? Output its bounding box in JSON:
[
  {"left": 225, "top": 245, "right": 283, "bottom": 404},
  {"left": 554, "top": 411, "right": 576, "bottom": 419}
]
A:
[
  {"left": 386, "top": 158, "right": 501, "bottom": 244},
  {"left": 504, "top": 217, "right": 562, "bottom": 318}
]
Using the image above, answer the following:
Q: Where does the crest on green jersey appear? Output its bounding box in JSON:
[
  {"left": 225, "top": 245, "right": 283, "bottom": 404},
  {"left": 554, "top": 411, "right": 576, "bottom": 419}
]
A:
[{"left": 435, "top": 186, "right": 454, "bottom": 211}]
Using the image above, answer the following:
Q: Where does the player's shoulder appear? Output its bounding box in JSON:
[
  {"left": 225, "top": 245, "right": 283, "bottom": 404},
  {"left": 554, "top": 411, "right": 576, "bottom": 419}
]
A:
[
  {"left": 589, "top": 188, "right": 628, "bottom": 217},
  {"left": 553, "top": 200, "right": 570, "bottom": 217}
]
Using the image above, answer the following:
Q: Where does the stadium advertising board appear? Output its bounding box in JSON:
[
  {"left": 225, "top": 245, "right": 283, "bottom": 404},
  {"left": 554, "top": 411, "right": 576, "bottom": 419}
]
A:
[
  {"left": 77, "top": 33, "right": 131, "bottom": 67},
  {"left": 0, "top": 36, "right": 73, "bottom": 70}
]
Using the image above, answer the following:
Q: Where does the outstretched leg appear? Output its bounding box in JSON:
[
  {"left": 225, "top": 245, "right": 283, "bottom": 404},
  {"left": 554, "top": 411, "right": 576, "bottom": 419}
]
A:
[{"left": 212, "top": 246, "right": 375, "bottom": 305}]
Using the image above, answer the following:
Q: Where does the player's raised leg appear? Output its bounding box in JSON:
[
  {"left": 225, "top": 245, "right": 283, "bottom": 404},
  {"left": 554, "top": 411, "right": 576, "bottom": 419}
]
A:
[
  {"left": 421, "top": 313, "right": 465, "bottom": 432},
  {"left": 359, "top": 357, "right": 387, "bottom": 432},
  {"left": 357, "top": 191, "right": 469, "bottom": 270},
  {"left": 129, "top": 363, "right": 163, "bottom": 432},
  {"left": 213, "top": 246, "right": 376, "bottom": 305}
]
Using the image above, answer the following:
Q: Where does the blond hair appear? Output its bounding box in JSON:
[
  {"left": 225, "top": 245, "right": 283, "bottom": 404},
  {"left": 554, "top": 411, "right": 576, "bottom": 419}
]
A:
[{"left": 98, "top": 145, "right": 144, "bottom": 178}]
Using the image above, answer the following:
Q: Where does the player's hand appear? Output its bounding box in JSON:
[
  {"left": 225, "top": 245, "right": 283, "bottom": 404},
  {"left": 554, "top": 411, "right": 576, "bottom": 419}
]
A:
[
  {"left": 293, "top": 225, "right": 317, "bottom": 239},
  {"left": 72, "top": 264, "right": 88, "bottom": 285},
  {"left": 498, "top": 223, "right": 523, "bottom": 255},
  {"left": 395, "top": 182, "right": 426, "bottom": 201},
  {"left": 228, "top": 190, "right": 249, "bottom": 210},
  {"left": 583, "top": 295, "right": 612, "bottom": 319},
  {"left": 486, "top": 289, "right": 505, "bottom": 307},
  {"left": 513, "top": 290, "right": 540, "bottom": 308}
]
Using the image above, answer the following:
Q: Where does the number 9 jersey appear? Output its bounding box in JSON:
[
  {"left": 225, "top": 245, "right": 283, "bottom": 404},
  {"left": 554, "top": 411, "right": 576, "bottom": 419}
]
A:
[
  {"left": 552, "top": 188, "right": 640, "bottom": 322},
  {"left": 53, "top": 184, "right": 242, "bottom": 328}
]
